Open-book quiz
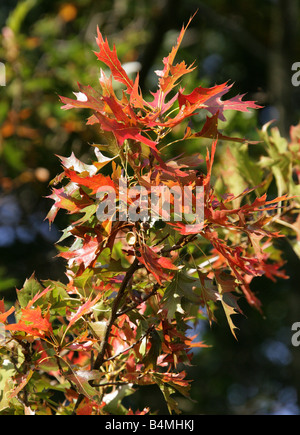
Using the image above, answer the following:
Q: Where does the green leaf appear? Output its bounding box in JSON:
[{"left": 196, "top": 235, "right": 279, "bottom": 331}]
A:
[
  {"left": 73, "top": 204, "right": 98, "bottom": 226},
  {"left": 215, "top": 272, "right": 242, "bottom": 340},
  {"left": 152, "top": 374, "right": 181, "bottom": 415},
  {"left": 0, "top": 360, "right": 15, "bottom": 412},
  {"left": 162, "top": 272, "right": 201, "bottom": 319},
  {"left": 160, "top": 384, "right": 180, "bottom": 415},
  {"left": 142, "top": 329, "right": 162, "bottom": 370},
  {"left": 91, "top": 301, "right": 111, "bottom": 321},
  {"left": 42, "top": 280, "right": 68, "bottom": 301},
  {"left": 103, "top": 384, "right": 136, "bottom": 415},
  {"left": 67, "top": 370, "right": 101, "bottom": 401},
  {"left": 93, "top": 131, "right": 120, "bottom": 157},
  {"left": 230, "top": 144, "right": 263, "bottom": 192},
  {"left": 72, "top": 268, "right": 95, "bottom": 297},
  {"left": 88, "top": 321, "right": 107, "bottom": 340},
  {"left": 17, "top": 274, "right": 44, "bottom": 308}
]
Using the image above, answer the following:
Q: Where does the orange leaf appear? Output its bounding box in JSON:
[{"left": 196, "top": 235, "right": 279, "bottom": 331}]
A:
[
  {"left": 138, "top": 245, "right": 177, "bottom": 284},
  {"left": 59, "top": 234, "right": 102, "bottom": 273},
  {"left": 64, "top": 168, "right": 115, "bottom": 195},
  {"left": 66, "top": 294, "right": 102, "bottom": 332},
  {"left": 95, "top": 28, "right": 134, "bottom": 94},
  {"left": 0, "top": 300, "right": 15, "bottom": 323},
  {"left": 6, "top": 306, "right": 52, "bottom": 339}
]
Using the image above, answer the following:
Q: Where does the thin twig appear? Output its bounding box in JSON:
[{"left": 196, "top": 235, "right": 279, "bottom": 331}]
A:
[
  {"left": 93, "top": 381, "right": 129, "bottom": 388},
  {"left": 160, "top": 234, "right": 197, "bottom": 254},
  {"left": 72, "top": 257, "right": 140, "bottom": 414},
  {"left": 103, "top": 326, "right": 154, "bottom": 363},
  {"left": 93, "top": 257, "right": 140, "bottom": 371},
  {"left": 117, "top": 283, "right": 160, "bottom": 316}
]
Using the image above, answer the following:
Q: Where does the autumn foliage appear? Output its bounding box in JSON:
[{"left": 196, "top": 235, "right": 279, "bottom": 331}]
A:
[{"left": 0, "top": 18, "right": 299, "bottom": 415}]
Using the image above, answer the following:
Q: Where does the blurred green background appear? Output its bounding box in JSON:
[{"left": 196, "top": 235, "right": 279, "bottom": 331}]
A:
[{"left": 0, "top": 0, "right": 300, "bottom": 415}]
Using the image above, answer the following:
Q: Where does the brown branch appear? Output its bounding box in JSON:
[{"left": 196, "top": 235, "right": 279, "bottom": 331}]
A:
[
  {"left": 93, "top": 257, "right": 140, "bottom": 370},
  {"left": 117, "top": 283, "right": 160, "bottom": 317},
  {"left": 73, "top": 233, "right": 193, "bottom": 413},
  {"left": 72, "top": 257, "right": 140, "bottom": 414}
]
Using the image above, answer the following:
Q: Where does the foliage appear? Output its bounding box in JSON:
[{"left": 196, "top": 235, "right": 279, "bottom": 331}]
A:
[
  {"left": 0, "top": 0, "right": 168, "bottom": 294},
  {"left": 0, "top": 17, "right": 299, "bottom": 415}
]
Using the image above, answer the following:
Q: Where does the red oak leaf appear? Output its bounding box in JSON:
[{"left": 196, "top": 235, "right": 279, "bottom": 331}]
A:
[
  {"left": 185, "top": 112, "right": 259, "bottom": 144},
  {"left": 152, "top": 15, "right": 196, "bottom": 111},
  {"left": 138, "top": 245, "right": 177, "bottom": 285},
  {"left": 60, "top": 83, "right": 104, "bottom": 112},
  {"left": 90, "top": 112, "right": 158, "bottom": 150},
  {"left": 46, "top": 183, "right": 92, "bottom": 223},
  {"left": 59, "top": 234, "right": 102, "bottom": 273},
  {"left": 66, "top": 293, "right": 102, "bottom": 332},
  {"left": 95, "top": 28, "right": 134, "bottom": 94},
  {"left": 178, "top": 82, "right": 261, "bottom": 122},
  {"left": 64, "top": 168, "right": 115, "bottom": 195},
  {"left": 6, "top": 306, "right": 53, "bottom": 339}
]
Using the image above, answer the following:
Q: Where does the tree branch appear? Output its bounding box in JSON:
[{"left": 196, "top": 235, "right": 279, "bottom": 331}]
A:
[
  {"left": 93, "top": 257, "right": 140, "bottom": 371},
  {"left": 117, "top": 283, "right": 160, "bottom": 317},
  {"left": 72, "top": 257, "right": 140, "bottom": 414}
]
